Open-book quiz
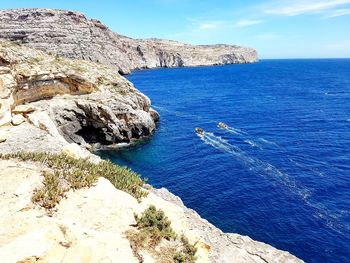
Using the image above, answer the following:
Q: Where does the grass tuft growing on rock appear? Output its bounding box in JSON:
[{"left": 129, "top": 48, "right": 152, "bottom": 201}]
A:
[
  {"left": 173, "top": 236, "right": 198, "bottom": 263},
  {"left": 31, "top": 170, "right": 67, "bottom": 209},
  {"left": 0, "top": 152, "right": 148, "bottom": 209},
  {"left": 126, "top": 205, "right": 197, "bottom": 263}
]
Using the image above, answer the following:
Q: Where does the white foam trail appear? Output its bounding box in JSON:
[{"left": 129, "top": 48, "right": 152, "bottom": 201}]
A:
[
  {"left": 199, "top": 132, "right": 256, "bottom": 168},
  {"left": 258, "top": 138, "right": 279, "bottom": 147},
  {"left": 225, "top": 126, "right": 248, "bottom": 135},
  {"left": 158, "top": 103, "right": 328, "bottom": 179},
  {"left": 304, "top": 199, "right": 350, "bottom": 237},
  {"left": 218, "top": 124, "right": 262, "bottom": 149},
  {"left": 199, "top": 133, "right": 231, "bottom": 152},
  {"left": 199, "top": 132, "right": 291, "bottom": 184},
  {"left": 324, "top": 91, "right": 350, "bottom": 96},
  {"left": 244, "top": 139, "right": 262, "bottom": 149},
  {"left": 198, "top": 132, "right": 348, "bottom": 236},
  {"left": 288, "top": 158, "right": 326, "bottom": 177}
]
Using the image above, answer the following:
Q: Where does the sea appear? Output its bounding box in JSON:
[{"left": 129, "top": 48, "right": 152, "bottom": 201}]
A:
[{"left": 99, "top": 59, "right": 350, "bottom": 262}]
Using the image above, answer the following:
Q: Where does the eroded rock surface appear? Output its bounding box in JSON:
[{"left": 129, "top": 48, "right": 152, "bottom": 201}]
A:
[
  {"left": 0, "top": 41, "right": 158, "bottom": 149},
  {"left": 0, "top": 159, "right": 303, "bottom": 263},
  {"left": 152, "top": 188, "right": 302, "bottom": 263},
  {"left": 0, "top": 159, "right": 138, "bottom": 263},
  {"left": 0, "top": 9, "right": 258, "bottom": 74}
]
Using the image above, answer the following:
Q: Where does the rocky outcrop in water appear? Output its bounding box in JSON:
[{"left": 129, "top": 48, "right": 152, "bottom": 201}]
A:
[
  {"left": 0, "top": 41, "right": 158, "bottom": 149},
  {"left": 0, "top": 9, "right": 258, "bottom": 74}
]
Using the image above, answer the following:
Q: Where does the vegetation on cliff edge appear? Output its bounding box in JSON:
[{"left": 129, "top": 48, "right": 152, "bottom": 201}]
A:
[
  {"left": 0, "top": 152, "right": 148, "bottom": 209},
  {"left": 126, "top": 205, "right": 197, "bottom": 263}
]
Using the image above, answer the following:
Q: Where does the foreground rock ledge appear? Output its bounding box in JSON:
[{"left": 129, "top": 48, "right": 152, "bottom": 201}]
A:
[
  {"left": 0, "top": 8, "right": 258, "bottom": 74},
  {"left": 0, "top": 158, "right": 303, "bottom": 263}
]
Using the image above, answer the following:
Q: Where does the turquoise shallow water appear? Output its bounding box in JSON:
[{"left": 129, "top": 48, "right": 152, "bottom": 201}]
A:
[{"left": 100, "top": 59, "right": 350, "bottom": 262}]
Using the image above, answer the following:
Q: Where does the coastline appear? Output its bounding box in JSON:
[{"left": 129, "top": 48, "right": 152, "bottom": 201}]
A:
[
  {"left": 0, "top": 9, "right": 302, "bottom": 262},
  {"left": 0, "top": 43, "right": 302, "bottom": 262}
]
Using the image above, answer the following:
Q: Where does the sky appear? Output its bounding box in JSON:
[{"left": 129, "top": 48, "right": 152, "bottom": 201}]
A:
[{"left": 1, "top": 0, "right": 350, "bottom": 59}]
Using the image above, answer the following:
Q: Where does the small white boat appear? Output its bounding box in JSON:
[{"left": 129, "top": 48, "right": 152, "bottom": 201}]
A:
[{"left": 218, "top": 122, "right": 228, "bottom": 129}]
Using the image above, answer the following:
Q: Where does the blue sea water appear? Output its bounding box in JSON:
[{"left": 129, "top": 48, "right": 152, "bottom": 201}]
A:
[{"left": 100, "top": 59, "right": 350, "bottom": 262}]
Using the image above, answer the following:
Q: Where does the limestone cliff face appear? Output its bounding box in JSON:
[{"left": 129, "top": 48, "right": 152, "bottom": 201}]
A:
[
  {"left": 0, "top": 9, "right": 258, "bottom": 74},
  {"left": 0, "top": 41, "right": 159, "bottom": 148}
]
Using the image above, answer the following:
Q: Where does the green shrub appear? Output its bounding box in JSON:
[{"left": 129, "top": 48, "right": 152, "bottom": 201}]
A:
[
  {"left": 0, "top": 152, "right": 148, "bottom": 208},
  {"left": 135, "top": 205, "right": 177, "bottom": 245},
  {"left": 173, "top": 235, "right": 198, "bottom": 263},
  {"left": 127, "top": 206, "right": 197, "bottom": 262},
  {"left": 126, "top": 205, "right": 176, "bottom": 260}
]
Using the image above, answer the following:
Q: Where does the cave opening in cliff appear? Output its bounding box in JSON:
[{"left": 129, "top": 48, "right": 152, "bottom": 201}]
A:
[{"left": 76, "top": 125, "right": 115, "bottom": 146}]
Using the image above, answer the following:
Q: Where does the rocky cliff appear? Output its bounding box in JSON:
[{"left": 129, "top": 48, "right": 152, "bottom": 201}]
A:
[
  {"left": 0, "top": 41, "right": 301, "bottom": 263},
  {"left": 0, "top": 9, "right": 258, "bottom": 74},
  {"left": 0, "top": 41, "right": 159, "bottom": 149}
]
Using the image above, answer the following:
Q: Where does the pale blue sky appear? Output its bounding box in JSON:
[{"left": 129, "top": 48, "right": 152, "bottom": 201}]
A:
[{"left": 1, "top": 0, "right": 350, "bottom": 58}]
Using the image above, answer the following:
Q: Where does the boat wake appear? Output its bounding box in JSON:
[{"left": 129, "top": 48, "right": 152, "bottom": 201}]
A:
[
  {"left": 218, "top": 124, "right": 267, "bottom": 149},
  {"left": 199, "top": 132, "right": 303, "bottom": 191},
  {"left": 223, "top": 125, "right": 327, "bottom": 179},
  {"left": 258, "top": 137, "right": 279, "bottom": 147},
  {"left": 244, "top": 139, "right": 262, "bottom": 149},
  {"left": 197, "top": 131, "right": 349, "bottom": 237},
  {"left": 154, "top": 105, "right": 348, "bottom": 235},
  {"left": 218, "top": 124, "right": 281, "bottom": 150},
  {"left": 224, "top": 126, "right": 248, "bottom": 135},
  {"left": 157, "top": 104, "right": 328, "bottom": 180},
  {"left": 154, "top": 105, "right": 275, "bottom": 150}
]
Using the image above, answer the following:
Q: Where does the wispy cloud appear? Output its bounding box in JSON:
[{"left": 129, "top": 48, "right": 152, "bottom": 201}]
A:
[
  {"left": 186, "top": 18, "right": 225, "bottom": 32},
  {"left": 198, "top": 22, "right": 219, "bottom": 30},
  {"left": 326, "top": 8, "right": 350, "bottom": 17},
  {"left": 235, "top": 19, "right": 262, "bottom": 27},
  {"left": 192, "top": 18, "right": 262, "bottom": 31},
  {"left": 265, "top": 0, "right": 350, "bottom": 16}
]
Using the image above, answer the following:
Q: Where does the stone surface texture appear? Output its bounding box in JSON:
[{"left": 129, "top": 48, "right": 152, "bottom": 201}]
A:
[
  {"left": 152, "top": 188, "right": 303, "bottom": 263},
  {"left": 0, "top": 160, "right": 138, "bottom": 263},
  {"left": 0, "top": 41, "right": 158, "bottom": 149},
  {"left": 0, "top": 9, "right": 258, "bottom": 74},
  {"left": 0, "top": 158, "right": 303, "bottom": 263}
]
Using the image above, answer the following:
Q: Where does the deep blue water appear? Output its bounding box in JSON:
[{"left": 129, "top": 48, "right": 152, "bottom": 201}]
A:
[{"left": 100, "top": 59, "right": 350, "bottom": 262}]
